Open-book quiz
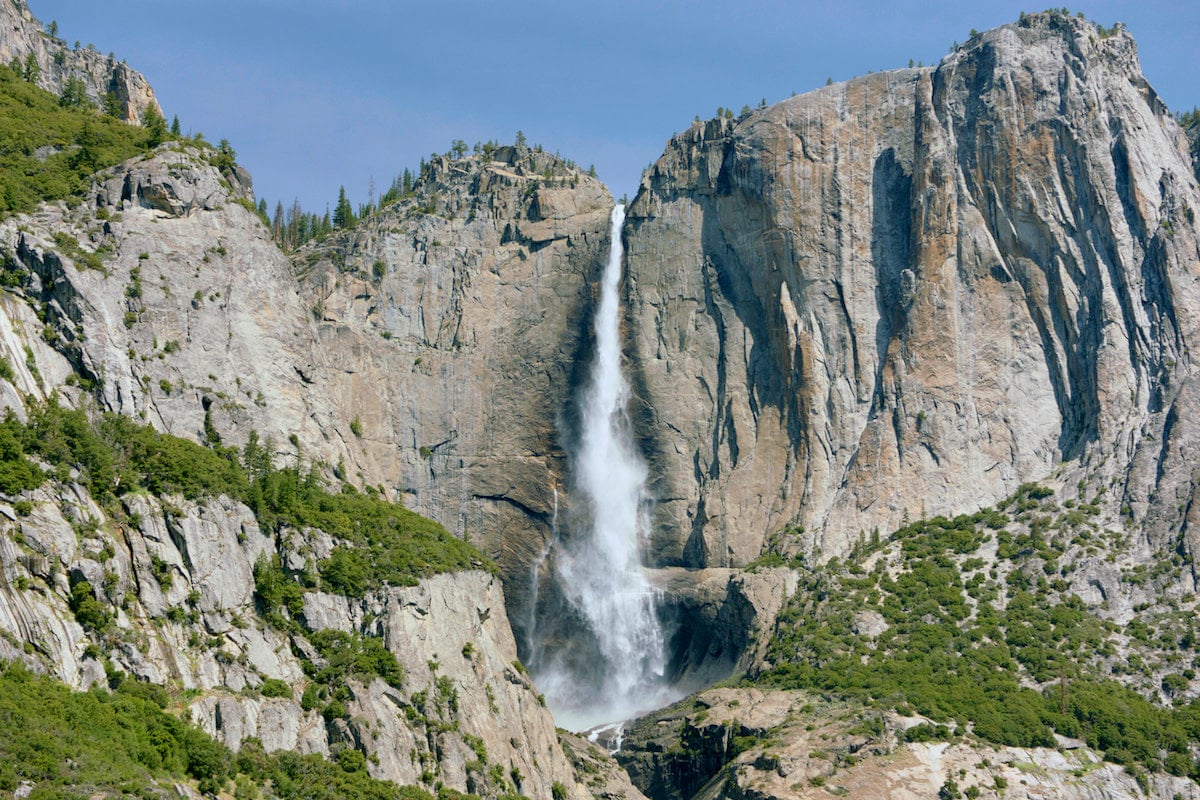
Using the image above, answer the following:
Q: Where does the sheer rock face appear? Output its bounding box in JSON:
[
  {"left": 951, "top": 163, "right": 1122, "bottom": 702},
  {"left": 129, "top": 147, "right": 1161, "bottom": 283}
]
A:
[
  {"left": 624, "top": 13, "right": 1200, "bottom": 568},
  {"left": 0, "top": 0, "right": 160, "bottom": 123},
  {"left": 0, "top": 142, "right": 611, "bottom": 629},
  {"left": 0, "top": 140, "right": 615, "bottom": 800},
  {"left": 293, "top": 149, "right": 612, "bottom": 630}
]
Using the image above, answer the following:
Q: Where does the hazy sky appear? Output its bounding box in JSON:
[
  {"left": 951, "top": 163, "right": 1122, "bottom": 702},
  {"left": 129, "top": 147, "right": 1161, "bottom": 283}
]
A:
[{"left": 30, "top": 1, "right": 1200, "bottom": 213}]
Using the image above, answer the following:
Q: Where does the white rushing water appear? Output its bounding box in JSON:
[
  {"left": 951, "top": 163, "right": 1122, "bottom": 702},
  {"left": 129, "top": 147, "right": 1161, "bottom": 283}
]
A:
[{"left": 537, "top": 204, "right": 677, "bottom": 732}]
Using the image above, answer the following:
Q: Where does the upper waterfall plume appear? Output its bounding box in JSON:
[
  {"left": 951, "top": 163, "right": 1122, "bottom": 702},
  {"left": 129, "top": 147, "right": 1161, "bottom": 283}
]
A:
[{"left": 533, "top": 204, "right": 676, "bottom": 732}]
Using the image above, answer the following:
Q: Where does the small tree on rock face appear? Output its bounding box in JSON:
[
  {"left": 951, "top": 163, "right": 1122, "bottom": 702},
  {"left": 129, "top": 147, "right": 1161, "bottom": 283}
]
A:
[
  {"left": 22, "top": 53, "right": 39, "bottom": 83},
  {"left": 210, "top": 138, "right": 236, "bottom": 171},
  {"left": 332, "top": 186, "right": 354, "bottom": 229}
]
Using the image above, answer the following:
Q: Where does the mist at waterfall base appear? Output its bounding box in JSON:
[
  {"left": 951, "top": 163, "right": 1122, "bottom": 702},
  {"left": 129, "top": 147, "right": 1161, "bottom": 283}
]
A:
[{"left": 529, "top": 205, "right": 682, "bottom": 733}]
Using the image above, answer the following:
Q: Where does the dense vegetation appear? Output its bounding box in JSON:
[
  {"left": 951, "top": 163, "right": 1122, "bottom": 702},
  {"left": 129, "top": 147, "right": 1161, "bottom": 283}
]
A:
[
  {"left": 0, "top": 398, "right": 490, "bottom": 595},
  {"left": 0, "top": 62, "right": 172, "bottom": 216},
  {"left": 0, "top": 659, "right": 436, "bottom": 800},
  {"left": 756, "top": 484, "right": 1200, "bottom": 780}
]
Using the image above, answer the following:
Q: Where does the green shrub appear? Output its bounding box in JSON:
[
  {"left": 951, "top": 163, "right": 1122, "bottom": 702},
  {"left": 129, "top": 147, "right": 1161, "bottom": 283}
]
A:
[
  {"left": 68, "top": 578, "right": 111, "bottom": 632},
  {"left": 259, "top": 678, "right": 292, "bottom": 699},
  {"left": 0, "top": 660, "right": 438, "bottom": 799},
  {"left": 0, "top": 64, "right": 178, "bottom": 216},
  {"left": 308, "top": 629, "right": 404, "bottom": 690},
  {"left": 252, "top": 554, "right": 304, "bottom": 619}
]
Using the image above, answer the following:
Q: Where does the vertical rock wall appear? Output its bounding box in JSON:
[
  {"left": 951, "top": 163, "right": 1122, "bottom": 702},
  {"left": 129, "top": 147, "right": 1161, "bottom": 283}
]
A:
[{"left": 624, "top": 12, "right": 1200, "bottom": 567}]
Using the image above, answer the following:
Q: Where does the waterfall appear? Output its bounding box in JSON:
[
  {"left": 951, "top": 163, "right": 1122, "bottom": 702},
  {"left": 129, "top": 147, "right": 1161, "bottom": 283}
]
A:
[{"left": 532, "top": 204, "right": 677, "bottom": 732}]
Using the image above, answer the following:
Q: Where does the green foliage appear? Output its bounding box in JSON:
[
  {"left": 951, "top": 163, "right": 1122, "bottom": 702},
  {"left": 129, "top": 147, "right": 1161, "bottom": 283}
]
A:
[
  {"left": 208, "top": 138, "right": 237, "bottom": 171},
  {"left": 0, "top": 660, "right": 429, "bottom": 800},
  {"left": 253, "top": 554, "right": 305, "bottom": 620},
  {"left": 68, "top": 577, "right": 111, "bottom": 632},
  {"left": 308, "top": 629, "right": 404, "bottom": 690},
  {"left": 8, "top": 399, "right": 489, "bottom": 597},
  {"left": 259, "top": 678, "right": 293, "bottom": 699},
  {"left": 0, "top": 660, "right": 226, "bottom": 793},
  {"left": 250, "top": 473, "right": 488, "bottom": 594},
  {"left": 333, "top": 186, "right": 355, "bottom": 229},
  {"left": 8, "top": 401, "right": 244, "bottom": 504},
  {"left": 236, "top": 738, "right": 434, "bottom": 800},
  {"left": 51, "top": 231, "right": 108, "bottom": 272},
  {"left": 756, "top": 489, "right": 1200, "bottom": 778},
  {"left": 102, "top": 91, "right": 123, "bottom": 119},
  {"left": 0, "top": 63, "right": 173, "bottom": 216},
  {"left": 0, "top": 415, "right": 45, "bottom": 494}
]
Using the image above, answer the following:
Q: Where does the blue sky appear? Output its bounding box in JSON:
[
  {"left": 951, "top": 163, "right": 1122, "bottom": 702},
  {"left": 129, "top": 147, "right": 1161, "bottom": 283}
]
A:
[{"left": 30, "top": 1, "right": 1199, "bottom": 214}]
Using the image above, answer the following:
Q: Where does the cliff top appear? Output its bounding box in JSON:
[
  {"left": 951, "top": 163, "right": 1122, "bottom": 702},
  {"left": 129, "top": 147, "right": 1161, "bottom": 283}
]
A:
[{"left": 0, "top": 0, "right": 160, "bottom": 124}]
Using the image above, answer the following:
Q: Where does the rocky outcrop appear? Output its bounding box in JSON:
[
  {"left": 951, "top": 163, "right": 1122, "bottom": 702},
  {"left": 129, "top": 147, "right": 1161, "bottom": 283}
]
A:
[
  {"left": 0, "top": 0, "right": 159, "bottom": 123},
  {"left": 618, "top": 689, "right": 1200, "bottom": 800},
  {"left": 649, "top": 566, "right": 797, "bottom": 691},
  {"left": 1181, "top": 110, "right": 1200, "bottom": 182},
  {"left": 624, "top": 11, "right": 1200, "bottom": 569},
  {"left": 1, "top": 144, "right": 320, "bottom": 469},
  {"left": 0, "top": 475, "right": 613, "bottom": 800}
]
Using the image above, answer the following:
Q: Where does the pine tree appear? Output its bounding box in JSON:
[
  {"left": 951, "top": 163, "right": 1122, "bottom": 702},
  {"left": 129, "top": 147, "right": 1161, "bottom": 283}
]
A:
[
  {"left": 170, "top": 115, "right": 181, "bottom": 137},
  {"left": 59, "top": 76, "right": 88, "bottom": 108},
  {"left": 72, "top": 120, "right": 100, "bottom": 171},
  {"left": 142, "top": 106, "right": 168, "bottom": 146},
  {"left": 332, "top": 187, "right": 354, "bottom": 229},
  {"left": 22, "top": 53, "right": 39, "bottom": 82},
  {"left": 102, "top": 91, "right": 123, "bottom": 118}
]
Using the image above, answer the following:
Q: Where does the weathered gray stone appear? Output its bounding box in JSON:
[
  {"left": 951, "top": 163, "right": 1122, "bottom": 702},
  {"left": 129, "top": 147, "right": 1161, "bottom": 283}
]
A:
[{"left": 623, "top": 12, "right": 1200, "bottom": 573}]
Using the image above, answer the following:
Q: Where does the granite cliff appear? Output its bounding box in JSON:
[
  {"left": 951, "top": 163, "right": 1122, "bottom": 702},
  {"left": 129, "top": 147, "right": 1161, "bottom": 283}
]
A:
[
  {"left": 0, "top": 138, "right": 627, "bottom": 798},
  {"left": 0, "top": 4, "right": 1199, "bottom": 800},
  {"left": 624, "top": 12, "right": 1200, "bottom": 573}
]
